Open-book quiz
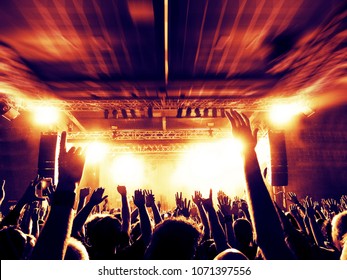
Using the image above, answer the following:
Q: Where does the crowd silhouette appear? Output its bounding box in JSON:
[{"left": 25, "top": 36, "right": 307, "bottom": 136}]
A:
[{"left": 0, "top": 110, "right": 346, "bottom": 260}]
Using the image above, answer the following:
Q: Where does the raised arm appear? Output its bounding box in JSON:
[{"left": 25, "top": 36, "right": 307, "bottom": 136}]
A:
[
  {"left": 77, "top": 187, "right": 90, "bottom": 213},
  {"left": 0, "top": 177, "right": 42, "bottom": 229},
  {"left": 133, "top": 189, "right": 152, "bottom": 246},
  {"left": 303, "top": 196, "right": 326, "bottom": 247},
  {"left": 289, "top": 204, "right": 306, "bottom": 233},
  {"left": 145, "top": 189, "right": 162, "bottom": 225},
  {"left": 201, "top": 189, "right": 230, "bottom": 253},
  {"left": 287, "top": 192, "right": 305, "bottom": 213},
  {"left": 217, "top": 193, "right": 236, "bottom": 247},
  {"left": 117, "top": 185, "right": 130, "bottom": 234},
  {"left": 30, "top": 203, "right": 41, "bottom": 239},
  {"left": 192, "top": 190, "right": 210, "bottom": 240},
  {"left": 72, "top": 187, "right": 108, "bottom": 239},
  {"left": 225, "top": 110, "right": 294, "bottom": 259},
  {"left": 30, "top": 131, "right": 86, "bottom": 260}
]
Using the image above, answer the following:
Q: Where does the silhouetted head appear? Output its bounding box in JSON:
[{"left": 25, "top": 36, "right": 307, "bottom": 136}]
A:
[
  {"left": 195, "top": 239, "right": 217, "bottom": 260},
  {"left": 0, "top": 226, "right": 35, "bottom": 259},
  {"left": 145, "top": 217, "right": 202, "bottom": 260},
  {"left": 64, "top": 237, "right": 89, "bottom": 260},
  {"left": 214, "top": 248, "right": 248, "bottom": 260},
  {"left": 331, "top": 210, "right": 347, "bottom": 250},
  {"left": 340, "top": 235, "right": 347, "bottom": 260},
  {"left": 233, "top": 218, "right": 253, "bottom": 246},
  {"left": 85, "top": 214, "right": 122, "bottom": 257}
]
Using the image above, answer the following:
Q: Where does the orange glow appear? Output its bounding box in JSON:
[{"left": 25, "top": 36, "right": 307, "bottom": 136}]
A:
[
  {"left": 33, "top": 106, "right": 59, "bottom": 125},
  {"left": 86, "top": 142, "right": 108, "bottom": 163},
  {"left": 171, "top": 139, "right": 246, "bottom": 198},
  {"left": 269, "top": 103, "right": 307, "bottom": 125},
  {"left": 110, "top": 154, "right": 145, "bottom": 188}
]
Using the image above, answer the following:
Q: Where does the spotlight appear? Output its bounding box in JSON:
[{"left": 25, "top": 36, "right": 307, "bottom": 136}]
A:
[
  {"left": 130, "top": 109, "right": 137, "bottom": 118},
  {"left": 104, "top": 109, "right": 109, "bottom": 119},
  {"left": 112, "top": 109, "right": 118, "bottom": 119},
  {"left": 186, "top": 107, "right": 192, "bottom": 117},
  {"left": 148, "top": 107, "right": 153, "bottom": 118},
  {"left": 220, "top": 108, "right": 226, "bottom": 117},
  {"left": 203, "top": 108, "right": 209, "bottom": 117},
  {"left": 34, "top": 106, "right": 59, "bottom": 125},
  {"left": 0, "top": 101, "right": 20, "bottom": 121},
  {"left": 212, "top": 108, "right": 217, "bottom": 118},
  {"left": 195, "top": 108, "right": 201, "bottom": 117},
  {"left": 121, "top": 109, "right": 128, "bottom": 119},
  {"left": 176, "top": 107, "right": 183, "bottom": 118}
]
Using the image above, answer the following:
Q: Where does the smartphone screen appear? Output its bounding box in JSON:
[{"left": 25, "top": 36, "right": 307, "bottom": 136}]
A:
[{"left": 35, "top": 178, "right": 52, "bottom": 198}]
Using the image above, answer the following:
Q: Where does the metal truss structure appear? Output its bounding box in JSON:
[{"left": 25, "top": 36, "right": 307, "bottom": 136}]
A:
[
  {"left": 67, "top": 128, "right": 236, "bottom": 154},
  {"left": 99, "top": 143, "right": 192, "bottom": 155},
  {"left": 24, "top": 97, "right": 271, "bottom": 112},
  {"left": 68, "top": 128, "right": 233, "bottom": 141}
]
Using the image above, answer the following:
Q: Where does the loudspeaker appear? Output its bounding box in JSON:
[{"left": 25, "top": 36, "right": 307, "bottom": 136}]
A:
[
  {"left": 37, "top": 133, "right": 59, "bottom": 184},
  {"left": 268, "top": 130, "right": 288, "bottom": 186}
]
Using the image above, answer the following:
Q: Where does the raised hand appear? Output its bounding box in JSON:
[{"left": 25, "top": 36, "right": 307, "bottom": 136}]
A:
[
  {"left": 201, "top": 189, "right": 214, "bottom": 212},
  {"left": 58, "top": 131, "right": 86, "bottom": 190},
  {"left": 217, "top": 194, "right": 232, "bottom": 217},
  {"left": 225, "top": 109, "right": 258, "bottom": 151},
  {"left": 89, "top": 187, "right": 108, "bottom": 206},
  {"left": 341, "top": 195, "right": 347, "bottom": 210},
  {"left": 326, "top": 198, "right": 340, "bottom": 214},
  {"left": 144, "top": 189, "right": 155, "bottom": 207},
  {"left": 79, "top": 187, "right": 90, "bottom": 198},
  {"left": 192, "top": 191, "right": 203, "bottom": 206},
  {"left": 287, "top": 192, "right": 300, "bottom": 205},
  {"left": 303, "top": 196, "right": 316, "bottom": 218},
  {"left": 117, "top": 185, "right": 127, "bottom": 196},
  {"left": 181, "top": 198, "right": 191, "bottom": 218},
  {"left": 217, "top": 190, "right": 226, "bottom": 201},
  {"left": 175, "top": 192, "right": 184, "bottom": 209},
  {"left": 133, "top": 189, "right": 146, "bottom": 208},
  {"left": 231, "top": 200, "right": 239, "bottom": 217}
]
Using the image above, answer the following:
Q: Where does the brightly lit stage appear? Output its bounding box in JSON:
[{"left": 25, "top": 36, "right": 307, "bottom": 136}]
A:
[{"left": 65, "top": 129, "right": 272, "bottom": 210}]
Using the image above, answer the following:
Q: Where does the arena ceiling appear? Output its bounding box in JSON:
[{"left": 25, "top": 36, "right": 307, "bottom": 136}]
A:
[{"left": 0, "top": 0, "right": 346, "bottom": 139}]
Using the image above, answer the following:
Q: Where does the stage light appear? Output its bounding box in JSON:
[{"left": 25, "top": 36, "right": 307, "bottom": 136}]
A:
[
  {"left": 112, "top": 109, "right": 118, "bottom": 119},
  {"left": 130, "top": 109, "right": 137, "bottom": 118},
  {"left": 195, "top": 108, "right": 201, "bottom": 117},
  {"left": 220, "top": 108, "right": 226, "bottom": 118},
  {"left": 176, "top": 107, "right": 183, "bottom": 118},
  {"left": 34, "top": 106, "right": 59, "bottom": 125},
  {"left": 171, "top": 139, "right": 246, "bottom": 197},
  {"left": 212, "top": 108, "right": 217, "bottom": 117},
  {"left": 0, "top": 101, "right": 19, "bottom": 121},
  {"left": 104, "top": 109, "right": 109, "bottom": 119},
  {"left": 186, "top": 107, "right": 192, "bottom": 117},
  {"left": 111, "top": 154, "right": 144, "bottom": 187},
  {"left": 148, "top": 106, "right": 153, "bottom": 118},
  {"left": 86, "top": 142, "right": 107, "bottom": 163},
  {"left": 121, "top": 109, "right": 128, "bottom": 119},
  {"left": 203, "top": 108, "right": 209, "bottom": 117},
  {"left": 269, "top": 103, "right": 303, "bottom": 125}
]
